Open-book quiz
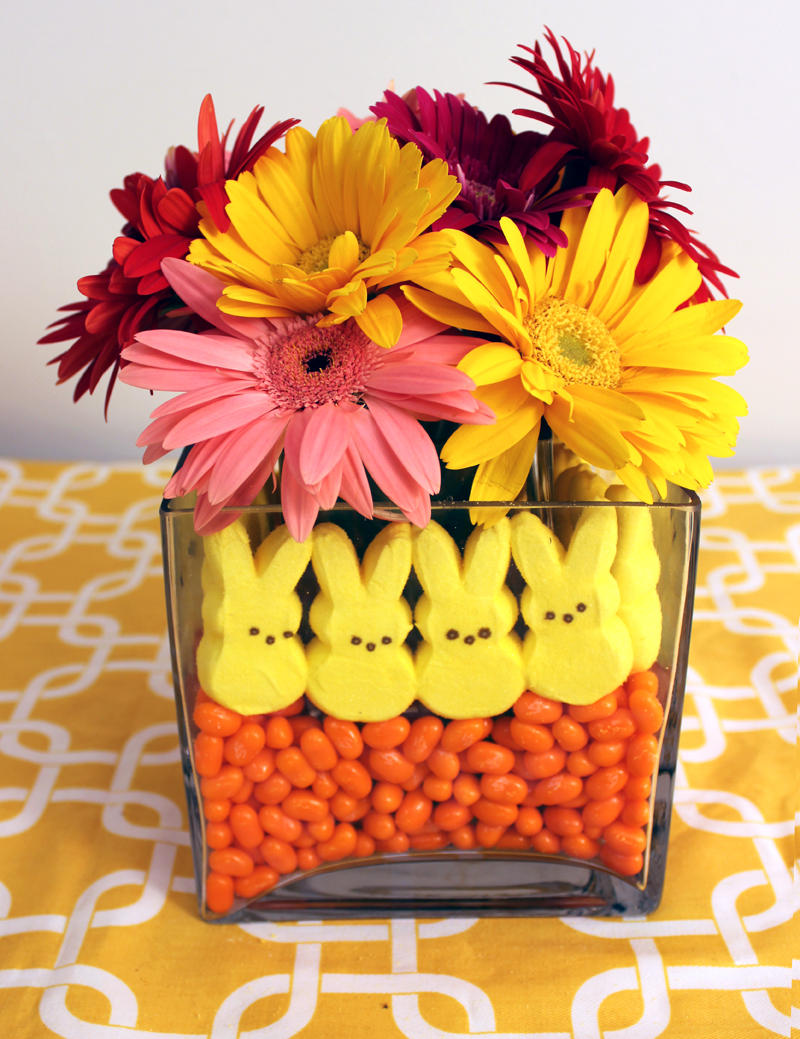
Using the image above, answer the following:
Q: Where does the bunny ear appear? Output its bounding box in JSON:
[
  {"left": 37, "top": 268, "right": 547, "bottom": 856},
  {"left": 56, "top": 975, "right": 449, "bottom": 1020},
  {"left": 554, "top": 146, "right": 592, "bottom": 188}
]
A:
[
  {"left": 510, "top": 511, "right": 565, "bottom": 584},
  {"left": 311, "top": 523, "right": 363, "bottom": 603},
  {"left": 202, "top": 519, "right": 259, "bottom": 593},
  {"left": 462, "top": 517, "right": 511, "bottom": 597},
  {"left": 363, "top": 522, "right": 412, "bottom": 601},
  {"left": 570, "top": 468, "right": 608, "bottom": 502},
  {"left": 412, "top": 521, "right": 462, "bottom": 595},
  {"left": 566, "top": 507, "right": 618, "bottom": 580},
  {"left": 253, "top": 523, "right": 312, "bottom": 594}
]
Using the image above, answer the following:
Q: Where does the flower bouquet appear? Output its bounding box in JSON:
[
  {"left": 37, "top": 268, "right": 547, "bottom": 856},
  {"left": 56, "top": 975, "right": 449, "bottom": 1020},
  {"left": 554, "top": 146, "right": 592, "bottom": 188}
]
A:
[{"left": 44, "top": 30, "right": 747, "bottom": 920}]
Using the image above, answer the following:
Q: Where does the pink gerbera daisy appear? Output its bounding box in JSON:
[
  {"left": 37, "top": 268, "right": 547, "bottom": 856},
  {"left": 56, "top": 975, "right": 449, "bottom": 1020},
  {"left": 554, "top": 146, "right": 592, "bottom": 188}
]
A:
[{"left": 119, "top": 261, "right": 494, "bottom": 540}]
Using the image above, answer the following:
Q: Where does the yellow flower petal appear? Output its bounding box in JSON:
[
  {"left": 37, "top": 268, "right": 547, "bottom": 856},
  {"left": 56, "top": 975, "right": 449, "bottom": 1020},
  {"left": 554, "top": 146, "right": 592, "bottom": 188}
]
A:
[
  {"left": 354, "top": 293, "right": 403, "bottom": 347},
  {"left": 468, "top": 426, "right": 542, "bottom": 526},
  {"left": 442, "top": 396, "right": 541, "bottom": 468},
  {"left": 460, "top": 344, "right": 523, "bottom": 386}
]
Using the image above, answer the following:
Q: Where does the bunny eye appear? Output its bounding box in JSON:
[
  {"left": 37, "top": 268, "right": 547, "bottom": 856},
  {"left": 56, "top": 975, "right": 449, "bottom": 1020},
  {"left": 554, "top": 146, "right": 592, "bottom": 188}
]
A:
[
  {"left": 464, "top": 634, "right": 476, "bottom": 645},
  {"left": 577, "top": 603, "right": 587, "bottom": 612},
  {"left": 446, "top": 629, "right": 459, "bottom": 640},
  {"left": 562, "top": 614, "right": 574, "bottom": 624},
  {"left": 478, "top": 627, "right": 491, "bottom": 639},
  {"left": 382, "top": 636, "right": 392, "bottom": 645},
  {"left": 544, "top": 611, "right": 556, "bottom": 621},
  {"left": 366, "top": 642, "right": 376, "bottom": 652},
  {"left": 249, "top": 627, "right": 260, "bottom": 636},
  {"left": 351, "top": 636, "right": 362, "bottom": 645},
  {"left": 266, "top": 634, "right": 276, "bottom": 644},
  {"left": 283, "top": 631, "right": 293, "bottom": 639}
]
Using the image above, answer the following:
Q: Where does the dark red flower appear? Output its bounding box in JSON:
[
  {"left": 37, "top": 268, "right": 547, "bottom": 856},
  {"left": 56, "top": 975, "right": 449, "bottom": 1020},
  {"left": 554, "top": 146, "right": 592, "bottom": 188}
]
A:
[
  {"left": 370, "top": 87, "right": 592, "bottom": 255},
  {"left": 495, "top": 28, "right": 737, "bottom": 299},
  {"left": 42, "top": 97, "right": 299, "bottom": 412}
]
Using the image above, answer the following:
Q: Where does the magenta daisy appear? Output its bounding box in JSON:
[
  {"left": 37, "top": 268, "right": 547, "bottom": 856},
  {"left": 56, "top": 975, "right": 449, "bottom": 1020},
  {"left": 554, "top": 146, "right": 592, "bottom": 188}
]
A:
[{"left": 119, "top": 261, "right": 493, "bottom": 540}]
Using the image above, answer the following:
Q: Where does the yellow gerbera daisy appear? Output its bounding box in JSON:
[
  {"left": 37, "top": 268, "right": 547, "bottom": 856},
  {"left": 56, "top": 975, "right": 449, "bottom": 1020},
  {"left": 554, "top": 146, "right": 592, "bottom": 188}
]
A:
[
  {"left": 403, "top": 186, "right": 748, "bottom": 516},
  {"left": 188, "top": 116, "right": 460, "bottom": 347}
]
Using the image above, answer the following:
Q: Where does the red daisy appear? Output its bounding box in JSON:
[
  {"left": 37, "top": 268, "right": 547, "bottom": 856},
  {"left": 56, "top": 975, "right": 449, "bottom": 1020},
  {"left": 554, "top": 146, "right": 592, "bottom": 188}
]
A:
[{"left": 495, "top": 28, "right": 737, "bottom": 300}]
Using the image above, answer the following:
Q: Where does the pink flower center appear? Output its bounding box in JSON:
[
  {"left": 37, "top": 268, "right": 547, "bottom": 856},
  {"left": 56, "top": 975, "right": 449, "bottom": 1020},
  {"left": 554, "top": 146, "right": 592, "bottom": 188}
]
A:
[{"left": 251, "top": 316, "right": 382, "bottom": 411}]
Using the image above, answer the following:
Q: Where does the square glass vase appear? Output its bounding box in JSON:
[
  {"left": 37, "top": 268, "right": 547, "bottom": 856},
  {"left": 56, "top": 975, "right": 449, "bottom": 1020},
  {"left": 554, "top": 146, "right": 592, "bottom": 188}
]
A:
[{"left": 160, "top": 487, "right": 700, "bottom": 922}]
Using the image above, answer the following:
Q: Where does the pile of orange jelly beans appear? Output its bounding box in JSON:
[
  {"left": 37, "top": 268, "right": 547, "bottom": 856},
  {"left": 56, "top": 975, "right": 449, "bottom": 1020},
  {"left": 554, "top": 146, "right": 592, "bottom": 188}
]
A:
[{"left": 193, "top": 671, "right": 664, "bottom": 915}]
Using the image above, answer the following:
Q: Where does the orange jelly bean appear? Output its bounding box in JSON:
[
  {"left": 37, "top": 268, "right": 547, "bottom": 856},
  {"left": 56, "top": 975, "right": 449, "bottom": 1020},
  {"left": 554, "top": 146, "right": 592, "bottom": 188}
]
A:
[
  {"left": 206, "top": 872, "right": 234, "bottom": 914},
  {"left": 603, "top": 820, "right": 648, "bottom": 856},
  {"left": 450, "top": 824, "right": 478, "bottom": 850},
  {"left": 229, "top": 805, "right": 264, "bottom": 848},
  {"left": 514, "top": 806, "right": 543, "bottom": 836},
  {"left": 200, "top": 764, "right": 244, "bottom": 800},
  {"left": 466, "top": 741, "right": 514, "bottom": 775},
  {"left": 265, "top": 716, "right": 293, "bottom": 749},
  {"left": 533, "top": 772, "right": 583, "bottom": 805},
  {"left": 281, "top": 789, "right": 330, "bottom": 823},
  {"left": 297, "top": 847, "right": 322, "bottom": 870},
  {"left": 559, "top": 792, "right": 589, "bottom": 809},
  {"left": 317, "top": 822, "right": 358, "bottom": 862},
  {"left": 629, "top": 690, "right": 664, "bottom": 735},
  {"left": 621, "top": 799, "right": 651, "bottom": 827},
  {"left": 208, "top": 847, "right": 254, "bottom": 877},
  {"left": 495, "top": 830, "right": 531, "bottom": 850},
  {"left": 440, "top": 718, "right": 491, "bottom": 753},
  {"left": 375, "top": 830, "right": 410, "bottom": 853},
  {"left": 243, "top": 748, "right": 276, "bottom": 783},
  {"left": 253, "top": 772, "right": 292, "bottom": 805},
  {"left": 260, "top": 836, "right": 298, "bottom": 874},
  {"left": 427, "top": 746, "right": 460, "bottom": 781},
  {"left": 523, "top": 746, "right": 566, "bottom": 779},
  {"left": 562, "top": 833, "right": 600, "bottom": 860},
  {"left": 452, "top": 773, "right": 481, "bottom": 807},
  {"left": 552, "top": 716, "right": 588, "bottom": 752},
  {"left": 312, "top": 771, "right": 339, "bottom": 799},
  {"left": 423, "top": 775, "right": 453, "bottom": 801},
  {"left": 566, "top": 749, "right": 598, "bottom": 777},
  {"left": 588, "top": 709, "right": 637, "bottom": 742},
  {"left": 229, "top": 778, "right": 255, "bottom": 804},
  {"left": 511, "top": 752, "right": 536, "bottom": 781},
  {"left": 542, "top": 806, "right": 584, "bottom": 837},
  {"left": 355, "top": 832, "right": 376, "bottom": 857},
  {"left": 627, "top": 733, "right": 659, "bottom": 776},
  {"left": 584, "top": 764, "right": 629, "bottom": 801},
  {"left": 371, "top": 781, "right": 404, "bottom": 814},
  {"left": 433, "top": 799, "right": 472, "bottom": 831},
  {"left": 289, "top": 715, "right": 321, "bottom": 742},
  {"left": 402, "top": 716, "right": 443, "bottom": 762},
  {"left": 457, "top": 750, "right": 478, "bottom": 775},
  {"left": 206, "top": 821, "right": 233, "bottom": 849},
  {"left": 194, "top": 733, "right": 224, "bottom": 777},
  {"left": 490, "top": 716, "right": 523, "bottom": 751},
  {"left": 224, "top": 723, "right": 266, "bottom": 767},
  {"left": 513, "top": 692, "right": 563, "bottom": 724},
  {"left": 291, "top": 824, "right": 317, "bottom": 848},
  {"left": 395, "top": 790, "right": 433, "bottom": 834},
  {"left": 330, "top": 790, "right": 371, "bottom": 823},
  {"left": 626, "top": 670, "right": 659, "bottom": 695},
  {"left": 234, "top": 865, "right": 280, "bottom": 898},
  {"left": 583, "top": 824, "right": 603, "bottom": 840},
  {"left": 530, "top": 828, "right": 561, "bottom": 853},
  {"left": 307, "top": 814, "right": 335, "bottom": 842},
  {"left": 624, "top": 775, "right": 652, "bottom": 800},
  {"left": 194, "top": 702, "right": 242, "bottom": 737},
  {"left": 400, "top": 762, "right": 430, "bottom": 791},
  {"left": 363, "top": 810, "right": 396, "bottom": 841},
  {"left": 473, "top": 798, "right": 518, "bottom": 827},
  {"left": 587, "top": 740, "right": 627, "bottom": 767},
  {"left": 362, "top": 717, "right": 410, "bottom": 749},
  {"left": 323, "top": 717, "right": 364, "bottom": 759},
  {"left": 258, "top": 805, "right": 302, "bottom": 843},
  {"left": 300, "top": 728, "right": 338, "bottom": 771},
  {"left": 582, "top": 793, "right": 625, "bottom": 828},
  {"left": 480, "top": 773, "right": 528, "bottom": 805},
  {"left": 410, "top": 830, "right": 450, "bottom": 851},
  {"left": 475, "top": 821, "right": 506, "bottom": 848},
  {"left": 276, "top": 747, "right": 317, "bottom": 788},
  {"left": 567, "top": 692, "right": 618, "bottom": 723},
  {"left": 204, "top": 798, "right": 231, "bottom": 822},
  {"left": 331, "top": 759, "right": 373, "bottom": 800},
  {"left": 369, "top": 748, "right": 416, "bottom": 784},
  {"left": 509, "top": 718, "right": 554, "bottom": 754},
  {"left": 600, "top": 844, "right": 643, "bottom": 876}
]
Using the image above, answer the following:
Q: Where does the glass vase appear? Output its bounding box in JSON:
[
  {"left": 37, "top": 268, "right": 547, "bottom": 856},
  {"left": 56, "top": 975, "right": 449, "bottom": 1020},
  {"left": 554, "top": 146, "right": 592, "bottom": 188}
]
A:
[{"left": 160, "top": 486, "right": 699, "bottom": 922}]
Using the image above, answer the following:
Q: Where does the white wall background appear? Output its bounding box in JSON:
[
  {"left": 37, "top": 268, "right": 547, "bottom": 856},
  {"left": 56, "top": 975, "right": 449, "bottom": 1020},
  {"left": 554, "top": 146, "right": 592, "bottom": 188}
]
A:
[{"left": 2, "top": 0, "right": 797, "bottom": 466}]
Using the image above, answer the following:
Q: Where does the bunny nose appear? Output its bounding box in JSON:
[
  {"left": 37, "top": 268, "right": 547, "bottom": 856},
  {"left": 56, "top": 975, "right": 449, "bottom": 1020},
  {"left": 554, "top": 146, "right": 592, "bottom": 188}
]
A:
[
  {"left": 366, "top": 642, "right": 376, "bottom": 652},
  {"left": 463, "top": 635, "right": 475, "bottom": 645},
  {"left": 563, "top": 614, "right": 574, "bottom": 623}
]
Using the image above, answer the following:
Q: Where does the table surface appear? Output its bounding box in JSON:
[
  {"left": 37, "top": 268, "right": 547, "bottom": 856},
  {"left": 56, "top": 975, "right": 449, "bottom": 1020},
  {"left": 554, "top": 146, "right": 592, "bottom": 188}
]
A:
[{"left": 0, "top": 461, "right": 796, "bottom": 1039}]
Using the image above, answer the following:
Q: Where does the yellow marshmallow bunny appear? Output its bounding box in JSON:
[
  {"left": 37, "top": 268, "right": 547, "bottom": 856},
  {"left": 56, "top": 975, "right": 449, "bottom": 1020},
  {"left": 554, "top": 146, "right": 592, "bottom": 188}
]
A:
[
  {"left": 197, "top": 521, "right": 312, "bottom": 714},
  {"left": 511, "top": 508, "right": 633, "bottom": 704},
  {"left": 307, "top": 522, "right": 416, "bottom": 721},
  {"left": 412, "top": 518, "right": 525, "bottom": 718}
]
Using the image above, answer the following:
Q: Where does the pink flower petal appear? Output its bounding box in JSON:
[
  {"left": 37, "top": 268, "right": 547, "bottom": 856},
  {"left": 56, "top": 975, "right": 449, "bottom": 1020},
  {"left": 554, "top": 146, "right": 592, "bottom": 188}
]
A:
[
  {"left": 143, "top": 442, "right": 171, "bottom": 465},
  {"left": 164, "top": 393, "right": 275, "bottom": 449},
  {"left": 150, "top": 378, "right": 257, "bottom": 419},
  {"left": 338, "top": 442, "right": 373, "bottom": 518},
  {"left": 161, "top": 258, "right": 272, "bottom": 342},
  {"left": 393, "top": 295, "right": 449, "bottom": 347},
  {"left": 132, "top": 328, "right": 254, "bottom": 371},
  {"left": 404, "top": 334, "right": 492, "bottom": 365},
  {"left": 350, "top": 407, "right": 432, "bottom": 527},
  {"left": 363, "top": 397, "right": 440, "bottom": 495},
  {"left": 207, "top": 413, "right": 287, "bottom": 504},
  {"left": 312, "top": 459, "right": 343, "bottom": 510},
  {"left": 298, "top": 403, "right": 352, "bottom": 485},
  {"left": 279, "top": 463, "right": 319, "bottom": 542},
  {"left": 366, "top": 362, "right": 472, "bottom": 396}
]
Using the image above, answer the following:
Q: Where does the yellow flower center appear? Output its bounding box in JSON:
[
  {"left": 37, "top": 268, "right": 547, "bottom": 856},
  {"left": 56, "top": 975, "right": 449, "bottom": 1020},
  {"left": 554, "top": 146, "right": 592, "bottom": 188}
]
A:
[
  {"left": 294, "top": 234, "right": 371, "bottom": 275},
  {"left": 524, "top": 296, "right": 621, "bottom": 388}
]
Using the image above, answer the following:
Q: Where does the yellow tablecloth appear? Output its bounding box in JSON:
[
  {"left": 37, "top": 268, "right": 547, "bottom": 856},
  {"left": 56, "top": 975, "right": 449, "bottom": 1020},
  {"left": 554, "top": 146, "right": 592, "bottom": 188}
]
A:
[{"left": 0, "top": 461, "right": 796, "bottom": 1038}]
